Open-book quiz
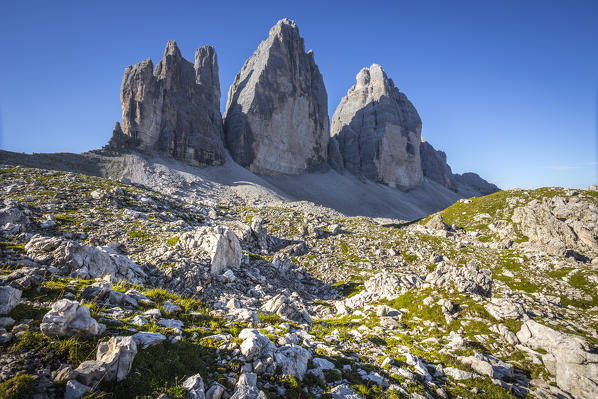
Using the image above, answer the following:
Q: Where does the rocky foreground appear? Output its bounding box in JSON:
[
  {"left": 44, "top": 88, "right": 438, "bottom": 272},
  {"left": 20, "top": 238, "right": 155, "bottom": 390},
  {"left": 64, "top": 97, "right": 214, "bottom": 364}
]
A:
[{"left": 0, "top": 165, "right": 597, "bottom": 399}]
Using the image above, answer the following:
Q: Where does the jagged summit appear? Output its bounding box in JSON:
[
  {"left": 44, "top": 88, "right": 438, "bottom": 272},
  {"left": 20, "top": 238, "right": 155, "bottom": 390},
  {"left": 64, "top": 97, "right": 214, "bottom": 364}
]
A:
[
  {"left": 329, "top": 63, "right": 424, "bottom": 189},
  {"left": 223, "top": 18, "right": 329, "bottom": 175},
  {"left": 110, "top": 40, "right": 225, "bottom": 167}
]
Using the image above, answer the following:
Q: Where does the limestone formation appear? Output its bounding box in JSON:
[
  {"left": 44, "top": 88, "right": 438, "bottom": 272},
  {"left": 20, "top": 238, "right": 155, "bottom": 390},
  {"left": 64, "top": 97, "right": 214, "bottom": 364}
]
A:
[
  {"left": 419, "top": 139, "right": 456, "bottom": 191},
  {"left": 224, "top": 19, "right": 329, "bottom": 175},
  {"left": 330, "top": 64, "right": 423, "bottom": 189},
  {"left": 40, "top": 299, "right": 104, "bottom": 337},
  {"left": 114, "top": 41, "right": 224, "bottom": 166}
]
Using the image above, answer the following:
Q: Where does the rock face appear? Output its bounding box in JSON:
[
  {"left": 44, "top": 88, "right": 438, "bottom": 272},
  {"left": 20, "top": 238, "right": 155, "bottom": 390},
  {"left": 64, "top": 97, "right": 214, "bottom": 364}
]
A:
[
  {"left": 114, "top": 41, "right": 225, "bottom": 166},
  {"left": 517, "top": 320, "right": 598, "bottom": 399},
  {"left": 330, "top": 64, "right": 423, "bottom": 189},
  {"left": 224, "top": 18, "right": 329, "bottom": 175},
  {"left": 512, "top": 196, "right": 598, "bottom": 257}
]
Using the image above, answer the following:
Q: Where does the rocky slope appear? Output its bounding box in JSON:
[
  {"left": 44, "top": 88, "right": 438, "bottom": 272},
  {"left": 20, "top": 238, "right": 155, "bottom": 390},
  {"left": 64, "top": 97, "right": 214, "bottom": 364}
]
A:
[
  {"left": 223, "top": 19, "right": 329, "bottom": 175},
  {"left": 0, "top": 164, "right": 596, "bottom": 399},
  {"left": 330, "top": 64, "right": 423, "bottom": 189},
  {"left": 110, "top": 41, "right": 225, "bottom": 166}
]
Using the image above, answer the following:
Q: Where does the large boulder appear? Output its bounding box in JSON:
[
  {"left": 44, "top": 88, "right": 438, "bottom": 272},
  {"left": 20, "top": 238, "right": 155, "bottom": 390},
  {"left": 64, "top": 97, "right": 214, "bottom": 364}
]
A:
[
  {"left": 25, "top": 235, "right": 146, "bottom": 283},
  {"left": 179, "top": 226, "right": 242, "bottom": 274},
  {"left": 274, "top": 344, "right": 311, "bottom": 380},
  {"left": 517, "top": 320, "right": 598, "bottom": 399},
  {"left": 40, "top": 299, "right": 104, "bottom": 337},
  {"left": 345, "top": 272, "right": 422, "bottom": 309},
  {"left": 224, "top": 18, "right": 329, "bottom": 175},
  {"left": 330, "top": 64, "right": 422, "bottom": 189},
  {"left": 96, "top": 336, "right": 138, "bottom": 382},
  {"left": 261, "top": 293, "right": 312, "bottom": 324},
  {"left": 238, "top": 329, "right": 275, "bottom": 361},
  {"left": 112, "top": 41, "right": 225, "bottom": 166}
]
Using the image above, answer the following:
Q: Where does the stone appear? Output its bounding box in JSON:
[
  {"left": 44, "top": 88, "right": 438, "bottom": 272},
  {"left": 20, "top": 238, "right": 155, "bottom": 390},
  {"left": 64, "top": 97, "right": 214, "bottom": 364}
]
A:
[
  {"left": 75, "top": 360, "right": 107, "bottom": 386},
  {"left": 426, "top": 261, "right": 493, "bottom": 297},
  {"left": 461, "top": 352, "right": 514, "bottom": 381},
  {"left": 163, "top": 300, "right": 182, "bottom": 313},
  {"left": 517, "top": 320, "right": 598, "bottom": 398},
  {"left": 25, "top": 235, "right": 146, "bottom": 283},
  {"left": 346, "top": 272, "right": 421, "bottom": 309},
  {"left": 313, "top": 357, "right": 335, "bottom": 370},
  {"left": 443, "top": 367, "right": 477, "bottom": 381},
  {"left": 239, "top": 329, "right": 275, "bottom": 361},
  {"left": 329, "top": 384, "right": 364, "bottom": 398},
  {"left": 224, "top": 19, "right": 329, "bottom": 175},
  {"left": 419, "top": 139, "right": 457, "bottom": 191},
  {"left": 230, "top": 373, "right": 268, "bottom": 399},
  {"left": 53, "top": 365, "right": 79, "bottom": 382},
  {"left": 132, "top": 332, "right": 166, "bottom": 349},
  {"left": 0, "top": 285, "right": 21, "bottom": 315},
  {"left": 182, "top": 373, "right": 206, "bottom": 399},
  {"left": 40, "top": 299, "right": 104, "bottom": 337},
  {"left": 331, "top": 64, "right": 422, "bottom": 189},
  {"left": 158, "top": 318, "right": 184, "bottom": 329},
  {"left": 484, "top": 297, "right": 526, "bottom": 321},
  {"left": 261, "top": 293, "right": 311, "bottom": 324},
  {"left": 274, "top": 344, "right": 311, "bottom": 380},
  {"left": 96, "top": 336, "right": 138, "bottom": 381},
  {"left": 64, "top": 380, "right": 91, "bottom": 399},
  {"left": 0, "top": 266, "right": 47, "bottom": 290},
  {"left": 206, "top": 383, "right": 226, "bottom": 399},
  {"left": 179, "top": 226, "right": 242, "bottom": 274},
  {"left": 113, "top": 41, "right": 225, "bottom": 166},
  {"left": 425, "top": 214, "right": 449, "bottom": 231}
]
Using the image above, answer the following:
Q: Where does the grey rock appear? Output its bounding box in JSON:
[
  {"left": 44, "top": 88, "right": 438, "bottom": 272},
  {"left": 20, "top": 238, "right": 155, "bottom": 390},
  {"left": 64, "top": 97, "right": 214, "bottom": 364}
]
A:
[
  {"left": 0, "top": 285, "right": 21, "bottom": 315},
  {"left": 426, "top": 261, "right": 493, "bottom": 297},
  {"left": 419, "top": 139, "right": 457, "bottom": 191},
  {"left": 331, "top": 64, "right": 422, "bottom": 189},
  {"left": 96, "top": 336, "right": 138, "bottom": 382},
  {"left": 179, "top": 226, "right": 242, "bottom": 275},
  {"left": 425, "top": 214, "right": 449, "bottom": 231},
  {"left": 75, "top": 360, "right": 107, "bottom": 386},
  {"left": 461, "top": 352, "right": 514, "bottom": 381},
  {"left": 261, "top": 293, "right": 311, "bottom": 324},
  {"left": 182, "top": 373, "right": 206, "bottom": 399},
  {"left": 114, "top": 41, "right": 225, "bottom": 166},
  {"left": 25, "top": 235, "right": 146, "bottom": 283},
  {"left": 40, "top": 299, "right": 104, "bottom": 337},
  {"left": 274, "top": 344, "right": 311, "bottom": 380},
  {"left": 484, "top": 297, "right": 526, "bottom": 321},
  {"left": 132, "top": 331, "right": 166, "bottom": 349},
  {"left": 329, "top": 384, "right": 363, "bottom": 399},
  {"left": 346, "top": 272, "right": 421, "bottom": 309},
  {"left": 0, "top": 266, "right": 46, "bottom": 290},
  {"left": 230, "top": 373, "right": 267, "bottom": 399},
  {"left": 206, "top": 383, "right": 226, "bottom": 399},
  {"left": 64, "top": 380, "right": 91, "bottom": 399},
  {"left": 239, "top": 328, "right": 275, "bottom": 361},
  {"left": 517, "top": 320, "right": 598, "bottom": 398},
  {"left": 224, "top": 18, "right": 329, "bottom": 175}
]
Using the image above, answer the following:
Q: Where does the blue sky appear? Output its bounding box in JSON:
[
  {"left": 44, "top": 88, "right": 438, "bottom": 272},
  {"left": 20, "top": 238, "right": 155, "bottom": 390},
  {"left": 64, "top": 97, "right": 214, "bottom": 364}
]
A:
[{"left": 0, "top": 0, "right": 596, "bottom": 189}]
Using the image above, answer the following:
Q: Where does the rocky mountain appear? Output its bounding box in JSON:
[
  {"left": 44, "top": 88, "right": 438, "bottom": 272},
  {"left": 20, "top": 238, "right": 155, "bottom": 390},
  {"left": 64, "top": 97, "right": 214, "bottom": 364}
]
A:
[
  {"left": 420, "top": 139, "right": 499, "bottom": 197},
  {"left": 0, "top": 165, "right": 596, "bottom": 399},
  {"left": 110, "top": 41, "right": 225, "bottom": 166},
  {"left": 330, "top": 64, "right": 423, "bottom": 189},
  {"left": 223, "top": 19, "right": 329, "bottom": 175}
]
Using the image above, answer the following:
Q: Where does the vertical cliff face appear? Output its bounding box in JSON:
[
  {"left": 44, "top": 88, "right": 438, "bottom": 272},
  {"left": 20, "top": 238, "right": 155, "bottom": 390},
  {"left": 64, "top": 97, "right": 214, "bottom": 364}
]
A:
[
  {"left": 116, "top": 41, "right": 225, "bottom": 166},
  {"left": 330, "top": 64, "right": 423, "bottom": 189},
  {"left": 223, "top": 19, "right": 329, "bottom": 175},
  {"left": 419, "top": 139, "right": 457, "bottom": 191}
]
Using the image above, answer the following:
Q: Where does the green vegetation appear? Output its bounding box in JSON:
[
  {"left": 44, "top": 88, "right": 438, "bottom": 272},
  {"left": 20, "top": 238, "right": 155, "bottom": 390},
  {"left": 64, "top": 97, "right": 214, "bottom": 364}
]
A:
[{"left": 0, "top": 373, "right": 37, "bottom": 399}]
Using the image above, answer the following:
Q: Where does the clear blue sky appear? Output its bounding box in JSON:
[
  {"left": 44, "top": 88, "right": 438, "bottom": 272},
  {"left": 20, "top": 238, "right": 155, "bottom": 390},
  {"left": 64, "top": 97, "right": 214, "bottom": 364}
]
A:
[{"left": 1, "top": 0, "right": 596, "bottom": 189}]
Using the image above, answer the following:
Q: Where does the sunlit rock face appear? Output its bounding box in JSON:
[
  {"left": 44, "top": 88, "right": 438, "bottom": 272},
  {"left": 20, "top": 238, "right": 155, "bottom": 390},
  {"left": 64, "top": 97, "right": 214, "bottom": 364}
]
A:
[
  {"left": 331, "top": 64, "right": 423, "bottom": 189},
  {"left": 116, "top": 41, "right": 225, "bottom": 166},
  {"left": 223, "top": 19, "right": 329, "bottom": 175}
]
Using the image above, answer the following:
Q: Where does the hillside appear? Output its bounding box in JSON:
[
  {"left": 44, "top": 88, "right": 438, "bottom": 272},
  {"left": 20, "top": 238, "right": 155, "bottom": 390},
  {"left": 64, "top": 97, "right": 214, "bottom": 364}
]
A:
[{"left": 0, "top": 164, "right": 596, "bottom": 399}]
